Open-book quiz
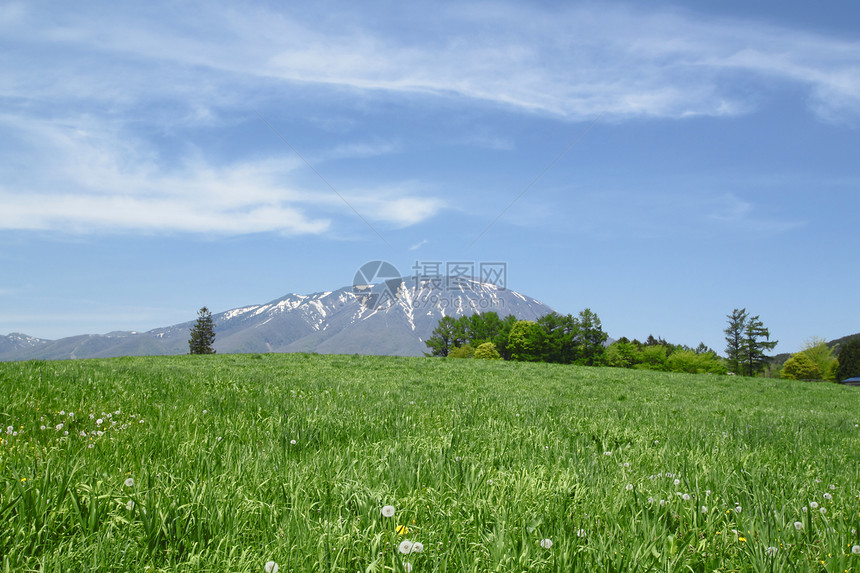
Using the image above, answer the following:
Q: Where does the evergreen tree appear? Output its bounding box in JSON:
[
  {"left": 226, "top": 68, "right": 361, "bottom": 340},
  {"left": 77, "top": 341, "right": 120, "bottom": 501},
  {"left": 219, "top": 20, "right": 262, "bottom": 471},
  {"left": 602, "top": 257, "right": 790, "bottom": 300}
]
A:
[
  {"left": 836, "top": 337, "right": 860, "bottom": 381},
  {"left": 724, "top": 308, "right": 748, "bottom": 374},
  {"left": 576, "top": 308, "right": 607, "bottom": 366},
  {"left": 425, "top": 315, "right": 457, "bottom": 357},
  {"left": 188, "top": 306, "right": 216, "bottom": 355},
  {"left": 741, "top": 315, "right": 777, "bottom": 376}
]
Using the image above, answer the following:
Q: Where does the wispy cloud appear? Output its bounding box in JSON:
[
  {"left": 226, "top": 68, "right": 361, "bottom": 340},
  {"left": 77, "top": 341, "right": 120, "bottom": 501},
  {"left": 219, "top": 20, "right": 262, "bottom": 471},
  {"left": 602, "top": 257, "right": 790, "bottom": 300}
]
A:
[
  {"left": 410, "top": 239, "right": 429, "bottom": 251},
  {"left": 0, "top": 114, "right": 437, "bottom": 235},
  {"left": 5, "top": 2, "right": 858, "bottom": 122}
]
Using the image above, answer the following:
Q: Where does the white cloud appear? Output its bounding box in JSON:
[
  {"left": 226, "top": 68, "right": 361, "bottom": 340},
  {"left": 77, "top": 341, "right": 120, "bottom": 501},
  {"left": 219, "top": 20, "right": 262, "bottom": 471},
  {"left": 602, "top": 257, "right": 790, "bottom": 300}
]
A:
[
  {"left": 0, "top": 114, "right": 438, "bottom": 235},
  {"left": 5, "top": 2, "right": 860, "bottom": 123}
]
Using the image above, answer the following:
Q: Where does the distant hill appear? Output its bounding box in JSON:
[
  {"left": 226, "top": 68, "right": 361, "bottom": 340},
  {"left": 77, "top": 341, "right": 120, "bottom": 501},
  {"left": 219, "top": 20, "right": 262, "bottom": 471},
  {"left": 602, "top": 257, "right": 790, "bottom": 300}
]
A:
[
  {"left": 0, "top": 277, "right": 554, "bottom": 361},
  {"left": 769, "top": 332, "right": 860, "bottom": 366}
]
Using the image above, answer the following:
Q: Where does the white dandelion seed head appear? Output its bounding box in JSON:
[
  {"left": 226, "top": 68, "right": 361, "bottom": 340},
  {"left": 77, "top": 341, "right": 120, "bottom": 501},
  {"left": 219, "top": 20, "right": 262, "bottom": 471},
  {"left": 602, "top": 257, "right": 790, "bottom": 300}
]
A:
[
  {"left": 60, "top": 411, "right": 65, "bottom": 416},
  {"left": 40, "top": 425, "right": 46, "bottom": 430},
  {"left": 802, "top": 506, "right": 808, "bottom": 512},
  {"left": 674, "top": 479, "right": 681, "bottom": 486},
  {"left": 626, "top": 484, "right": 633, "bottom": 491},
  {"left": 124, "top": 477, "right": 134, "bottom": 488},
  {"left": 735, "top": 505, "right": 742, "bottom": 513},
  {"left": 412, "top": 542, "right": 423, "bottom": 553},
  {"left": 809, "top": 501, "right": 818, "bottom": 509},
  {"left": 705, "top": 490, "right": 711, "bottom": 496},
  {"left": 604, "top": 451, "right": 612, "bottom": 456},
  {"left": 794, "top": 521, "right": 804, "bottom": 530},
  {"left": 88, "top": 443, "right": 94, "bottom": 448},
  {"left": 701, "top": 506, "right": 708, "bottom": 513},
  {"left": 403, "top": 563, "right": 413, "bottom": 573},
  {"left": 381, "top": 505, "right": 396, "bottom": 518},
  {"left": 766, "top": 546, "right": 778, "bottom": 556},
  {"left": 623, "top": 462, "right": 630, "bottom": 467},
  {"left": 55, "top": 423, "right": 63, "bottom": 431},
  {"left": 264, "top": 561, "right": 279, "bottom": 573},
  {"left": 399, "top": 540, "right": 414, "bottom": 554},
  {"left": 290, "top": 439, "right": 296, "bottom": 445},
  {"left": 540, "top": 538, "right": 553, "bottom": 549},
  {"left": 96, "top": 419, "right": 103, "bottom": 425},
  {"left": 647, "top": 497, "right": 655, "bottom": 504},
  {"left": 852, "top": 545, "right": 860, "bottom": 555},
  {"left": 68, "top": 412, "right": 74, "bottom": 417},
  {"left": 126, "top": 500, "right": 134, "bottom": 510},
  {"left": 89, "top": 414, "right": 94, "bottom": 419},
  {"left": 682, "top": 493, "right": 691, "bottom": 501},
  {"left": 823, "top": 493, "right": 832, "bottom": 500},
  {"left": 829, "top": 484, "right": 835, "bottom": 490},
  {"left": 819, "top": 507, "right": 826, "bottom": 514}
]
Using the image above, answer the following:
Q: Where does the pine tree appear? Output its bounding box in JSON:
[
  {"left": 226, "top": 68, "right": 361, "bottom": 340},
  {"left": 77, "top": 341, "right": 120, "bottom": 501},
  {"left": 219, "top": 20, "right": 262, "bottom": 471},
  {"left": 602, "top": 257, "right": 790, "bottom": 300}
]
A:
[
  {"left": 724, "top": 308, "right": 748, "bottom": 374},
  {"left": 188, "top": 306, "right": 216, "bottom": 355},
  {"left": 742, "top": 315, "right": 777, "bottom": 376}
]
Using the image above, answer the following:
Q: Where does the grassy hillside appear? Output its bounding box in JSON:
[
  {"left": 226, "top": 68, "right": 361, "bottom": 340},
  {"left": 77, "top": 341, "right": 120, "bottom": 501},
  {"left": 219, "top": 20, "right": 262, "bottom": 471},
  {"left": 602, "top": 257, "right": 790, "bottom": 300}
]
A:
[{"left": 2, "top": 354, "right": 860, "bottom": 572}]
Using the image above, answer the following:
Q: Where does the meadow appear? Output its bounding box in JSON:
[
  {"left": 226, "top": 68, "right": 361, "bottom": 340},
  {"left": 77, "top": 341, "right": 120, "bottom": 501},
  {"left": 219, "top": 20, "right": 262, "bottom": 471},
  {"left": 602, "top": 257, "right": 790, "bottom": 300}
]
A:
[{"left": 2, "top": 353, "right": 860, "bottom": 572}]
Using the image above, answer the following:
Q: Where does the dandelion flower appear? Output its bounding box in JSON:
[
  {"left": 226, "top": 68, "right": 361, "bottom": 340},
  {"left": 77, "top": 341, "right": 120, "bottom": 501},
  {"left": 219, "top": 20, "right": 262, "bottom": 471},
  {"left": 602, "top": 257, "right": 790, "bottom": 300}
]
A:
[
  {"left": 381, "top": 505, "right": 396, "bottom": 518},
  {"left": 124, "top": 477, "right": 135, "bottom": 487},
  {"left": 794, "top": 521, "right": 804, "bottom": 530},
  {"left": 264, "top": 561, "right": 279, "bottom": 573},
  {"left": 682, "top": 493, "right": 691, "bottom": 501},
  {"left": 412, "top": 542, "right": 423, "bottom": 553},
  {"left": 96, "top": 419, "right": 103, "bottom": 426},
  {"left": 540, "top": 538, "right": 553, "bottom": 549},
  {"left": 55, "top": 423, "right": 64, "bottom": 431},
  {"left": 819, "top": 507, "right": 826, "bottom": 514},
  {"left": 626, "top": 484, "right": 633, "bottom": 491},
  {"left": 290, "top": 439, "right": 297, "bottom": 445},
  {"left": 396, "top": 525, "right": 408, "bottom": 535},
  {"left": 674, "top": 479, "right": 681, "bottom": 486},
  {"left": 809, "top": 501, "right": 818, "bottom": 509},
  {"left": 852, "top": 545, "right": 860, "bottom": 555},
  {"left": 823, "top": 493, "right": 832, "bottom": 500},
  {"left": 399, "top": 540, "right": 414, "bottom": 554},
  {"left": 40, "top": 425, "right": 46, "bottom": 431},
  {"left": 766, "top": 546, "right": 778, "bottom": 557}
]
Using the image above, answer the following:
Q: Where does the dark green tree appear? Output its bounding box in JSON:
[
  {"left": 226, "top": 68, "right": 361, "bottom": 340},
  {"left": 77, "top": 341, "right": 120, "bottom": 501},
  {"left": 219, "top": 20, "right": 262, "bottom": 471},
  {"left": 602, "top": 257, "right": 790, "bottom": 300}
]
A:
[
  {"left": 724, "top": 308, "right": 748, "bottom": 374},
  {"left": 425, "top": 315, "right": 457, "bottom": 357},
  {"left": 188, "top": 306, "right": 216, "bottom": 355},
  {"left": 576, "top": 308, "right": 607, "bottom": 366},
  {"left": 742, "top": 315, "right": 778, "bottom": 376},
  {"left": 836, "top": 337, "right": 860, "bottom": 381}
]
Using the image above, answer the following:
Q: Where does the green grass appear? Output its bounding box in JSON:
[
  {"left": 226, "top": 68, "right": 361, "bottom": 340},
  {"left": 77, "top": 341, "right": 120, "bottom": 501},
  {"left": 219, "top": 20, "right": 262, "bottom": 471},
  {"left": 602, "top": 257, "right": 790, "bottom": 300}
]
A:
[{"left": 2, "top": 353, "right": 860, "bottom": 572}]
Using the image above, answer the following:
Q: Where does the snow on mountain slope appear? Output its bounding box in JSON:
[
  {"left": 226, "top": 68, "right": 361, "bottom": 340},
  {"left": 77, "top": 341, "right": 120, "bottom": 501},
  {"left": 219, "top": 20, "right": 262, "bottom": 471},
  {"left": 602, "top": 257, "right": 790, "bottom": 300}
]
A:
[{"left": 0, "top": 277, "right": 555, "bottom": 360}]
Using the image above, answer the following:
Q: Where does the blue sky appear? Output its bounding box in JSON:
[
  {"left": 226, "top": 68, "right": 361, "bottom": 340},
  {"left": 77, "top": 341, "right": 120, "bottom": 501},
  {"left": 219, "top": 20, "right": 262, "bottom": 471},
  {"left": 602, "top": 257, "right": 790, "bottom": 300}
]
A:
[{"left": 2, "top": 1, "right": 859, "bottom": 354}]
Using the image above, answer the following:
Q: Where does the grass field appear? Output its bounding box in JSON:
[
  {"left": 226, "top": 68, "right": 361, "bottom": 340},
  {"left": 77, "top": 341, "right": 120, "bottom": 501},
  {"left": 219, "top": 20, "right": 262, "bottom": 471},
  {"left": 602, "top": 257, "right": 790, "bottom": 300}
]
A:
[{"left": 2, "top": 354, "right": 860, "bottom": 572}]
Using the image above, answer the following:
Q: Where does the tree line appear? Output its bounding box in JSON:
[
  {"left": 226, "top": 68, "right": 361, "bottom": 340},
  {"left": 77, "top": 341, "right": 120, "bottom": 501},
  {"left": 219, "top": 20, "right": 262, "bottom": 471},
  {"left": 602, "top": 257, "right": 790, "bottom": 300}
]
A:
[
  {"left": 426, "top": 305, "right": 860, "bottom": 381},
  {"left": 425, "top": 309, "right": 608, "bottom": 365}
]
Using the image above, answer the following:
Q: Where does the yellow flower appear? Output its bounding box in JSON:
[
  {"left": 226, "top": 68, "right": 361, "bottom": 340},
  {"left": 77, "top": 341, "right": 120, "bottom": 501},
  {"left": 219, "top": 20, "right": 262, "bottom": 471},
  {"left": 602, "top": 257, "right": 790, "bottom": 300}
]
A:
[
  {"left": 396, "top": 525, "right": 408, "bottom": 535},
  {"left": 21, "top": 478, "right": 26, "bottom": 483},
  {"left": 738, "top": 537, "right": 746, "bottom": 542}
]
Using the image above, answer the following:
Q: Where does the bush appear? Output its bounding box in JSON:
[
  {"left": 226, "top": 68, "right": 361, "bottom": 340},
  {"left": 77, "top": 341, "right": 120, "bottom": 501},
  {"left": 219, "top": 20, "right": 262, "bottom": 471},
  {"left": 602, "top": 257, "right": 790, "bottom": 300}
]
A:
[{"left": 473, "top": 342, "right": 502, "bottom": 360}]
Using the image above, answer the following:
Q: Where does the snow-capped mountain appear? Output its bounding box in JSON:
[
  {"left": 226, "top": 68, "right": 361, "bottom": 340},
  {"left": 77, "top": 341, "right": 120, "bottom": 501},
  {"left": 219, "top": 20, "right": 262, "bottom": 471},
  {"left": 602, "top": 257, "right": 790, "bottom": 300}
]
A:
[{"left": 0, "top": 277, "right": 555, "bottom": 361}]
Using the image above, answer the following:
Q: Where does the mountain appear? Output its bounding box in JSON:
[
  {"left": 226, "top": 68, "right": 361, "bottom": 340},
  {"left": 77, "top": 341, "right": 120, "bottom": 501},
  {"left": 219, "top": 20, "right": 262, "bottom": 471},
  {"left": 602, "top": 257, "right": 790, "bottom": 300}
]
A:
[{"left": 0, "top": 277, "right": 555, "bottom": 361}]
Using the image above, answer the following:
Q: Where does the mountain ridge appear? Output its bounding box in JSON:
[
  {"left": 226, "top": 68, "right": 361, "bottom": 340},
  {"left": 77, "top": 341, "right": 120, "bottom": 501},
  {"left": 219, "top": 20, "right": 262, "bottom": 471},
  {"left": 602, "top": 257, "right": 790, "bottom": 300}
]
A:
[{"left": 0, "top": 277, "right": 554, "bottom": 361}]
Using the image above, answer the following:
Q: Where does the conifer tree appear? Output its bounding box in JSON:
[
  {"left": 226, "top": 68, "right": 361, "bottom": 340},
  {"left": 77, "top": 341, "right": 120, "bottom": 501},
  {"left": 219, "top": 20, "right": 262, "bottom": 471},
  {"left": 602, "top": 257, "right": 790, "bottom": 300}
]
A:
[{"left": 189, "top": 306, "right": 216, "bottom": 355}]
